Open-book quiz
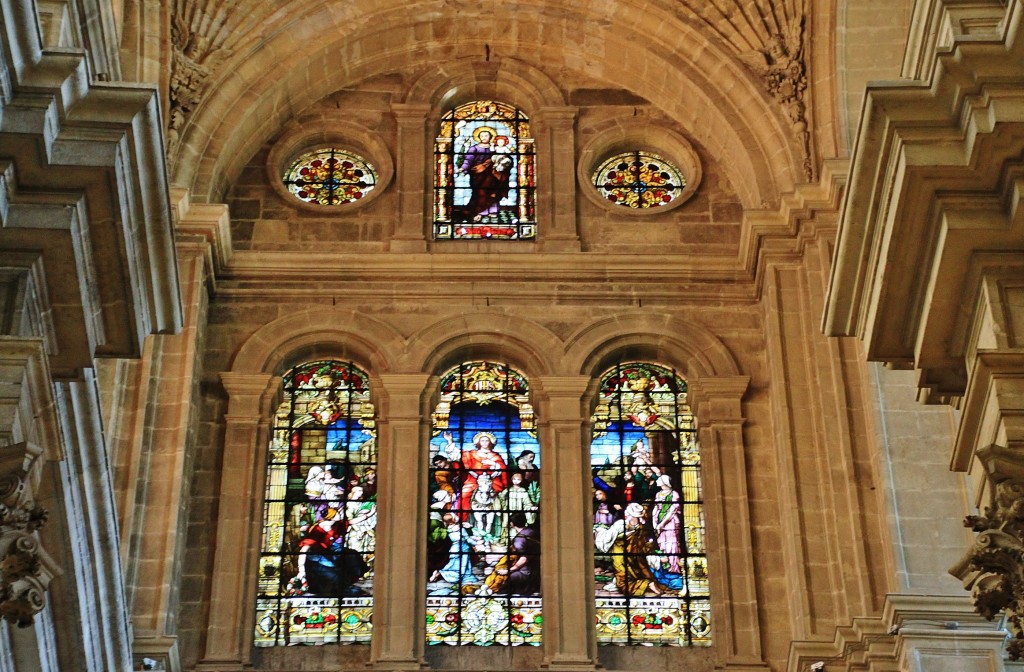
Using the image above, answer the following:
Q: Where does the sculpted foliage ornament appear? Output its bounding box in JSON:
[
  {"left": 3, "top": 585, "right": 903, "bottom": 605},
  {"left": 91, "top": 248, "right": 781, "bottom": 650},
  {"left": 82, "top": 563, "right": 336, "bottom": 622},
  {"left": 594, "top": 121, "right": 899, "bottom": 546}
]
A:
[
  {"left": 951, "top": 446, "right": 1024, "bottom": 659},
  {"left": 676, "top": 0, "right": 814, "bottom": 181},
  {"left": 0, "top": 445, "right": 58, "bottom": 628}
]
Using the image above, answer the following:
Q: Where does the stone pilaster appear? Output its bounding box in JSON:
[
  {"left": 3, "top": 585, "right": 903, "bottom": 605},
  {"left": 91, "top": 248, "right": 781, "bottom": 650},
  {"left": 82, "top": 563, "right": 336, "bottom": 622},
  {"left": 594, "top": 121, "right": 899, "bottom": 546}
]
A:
[
  {"left": 199, "top": 372, "right": 273, "bottom": 667},
  {"left": 689, "top": 375, "right": 769, "bottom": 671},
  {"left": 371, "top": 373, "right": 431, "bottom": 671},
  {"left": 534, "top": 375, "right": 596, "bottom": 671},
  {"left": 390, "top": 104, "right": 431, "bottom": 252},
  {"left": 537, "top": 107, "right": 580, "bottom": 253}
]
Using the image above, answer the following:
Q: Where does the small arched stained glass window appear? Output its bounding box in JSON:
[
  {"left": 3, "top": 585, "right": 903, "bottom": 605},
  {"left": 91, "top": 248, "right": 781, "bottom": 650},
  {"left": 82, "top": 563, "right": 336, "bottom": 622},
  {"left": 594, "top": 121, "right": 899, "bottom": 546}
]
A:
[
  {"left": 283, "top": 148, "right": 377, "bottom": 206},
  {"left": 433, "top": 100, "right": 536, "bottom": 240},
  {"left": 592, "top": 151, "right": 685, "bottom": 209}
]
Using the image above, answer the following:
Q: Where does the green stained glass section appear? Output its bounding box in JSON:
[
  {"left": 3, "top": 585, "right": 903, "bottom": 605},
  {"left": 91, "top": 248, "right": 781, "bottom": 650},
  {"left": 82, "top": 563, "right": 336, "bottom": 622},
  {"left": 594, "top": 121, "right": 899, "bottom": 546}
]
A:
[
  {"left": 591, "top": 362, "right": 710, "bottom": 647},
  {"left": 426, "top": 362, "right": 542, "bottom": 646},
  {"left": 255, "top": 360, "right": 376, "bottom": 647},
  {"left": 283, "top": 148, "right": 376, "bottom": 206},
  {"left": 592, "top": 151, "right": 684, "bottom": 209}
]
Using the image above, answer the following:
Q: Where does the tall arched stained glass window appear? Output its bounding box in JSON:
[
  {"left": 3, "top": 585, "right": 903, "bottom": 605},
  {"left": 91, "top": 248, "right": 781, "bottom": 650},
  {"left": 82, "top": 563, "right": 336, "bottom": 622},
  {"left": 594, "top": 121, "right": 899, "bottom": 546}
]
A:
[
  {"left": 426, "top": 361, "right": 542, "bottom": 646},
  {"left": 255, "top": 360, "right": 377, "bottom": 646},
  {"left": 590, "top": 363, "right": 711, "bottom": 646},
  {"left": 433, "top": 101, "right": 536, "bottom": 240}
]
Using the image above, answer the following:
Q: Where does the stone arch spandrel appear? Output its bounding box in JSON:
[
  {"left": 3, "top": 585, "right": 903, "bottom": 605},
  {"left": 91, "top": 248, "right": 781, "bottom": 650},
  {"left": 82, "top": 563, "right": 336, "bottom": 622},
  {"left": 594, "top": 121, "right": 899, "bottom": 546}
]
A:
[
  {"left": 229, "top": 308, "right": 405, "bottom": 376},
  {"left": 564, "top": 312, "right": 741, "bottom": 382},
  {"left": 404, "top": 312, "right": 563, "bottom": 379},
  {"left": 172, "top": 1, "right": 796, "bottom": 209}
]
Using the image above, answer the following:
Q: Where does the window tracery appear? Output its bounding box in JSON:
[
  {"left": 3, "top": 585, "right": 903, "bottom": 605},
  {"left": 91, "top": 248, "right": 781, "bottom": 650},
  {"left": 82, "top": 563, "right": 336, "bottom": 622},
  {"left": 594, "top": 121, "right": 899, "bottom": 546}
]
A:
[
  {"left": 282, "top": 148, "right": 377, "bottom": 206},
  {"left": 592, "top": 151, "right": 685, "bottom": 209},
  {"left": 591, "top": 362, "right": 711, "bottom": 646}
]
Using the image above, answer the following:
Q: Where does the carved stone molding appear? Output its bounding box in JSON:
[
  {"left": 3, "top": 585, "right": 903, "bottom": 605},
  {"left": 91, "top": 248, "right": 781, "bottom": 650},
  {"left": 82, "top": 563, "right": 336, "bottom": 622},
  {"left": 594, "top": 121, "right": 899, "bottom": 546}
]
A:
[
  {"left": 0, "top": 442, "right": 59, "bottom": 628},
  {"left": 951, "top": 444, "right": 1024, "bottom": 659},
  {"left": 677, "top": 0, "right": 813, "bottom": 180}
]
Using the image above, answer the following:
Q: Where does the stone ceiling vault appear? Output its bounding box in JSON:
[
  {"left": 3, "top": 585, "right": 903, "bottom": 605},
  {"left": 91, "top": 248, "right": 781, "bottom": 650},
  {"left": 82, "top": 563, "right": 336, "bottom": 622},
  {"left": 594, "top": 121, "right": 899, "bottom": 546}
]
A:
[{"left": 167, "top": 0, "right": 813, "bottom": 208}]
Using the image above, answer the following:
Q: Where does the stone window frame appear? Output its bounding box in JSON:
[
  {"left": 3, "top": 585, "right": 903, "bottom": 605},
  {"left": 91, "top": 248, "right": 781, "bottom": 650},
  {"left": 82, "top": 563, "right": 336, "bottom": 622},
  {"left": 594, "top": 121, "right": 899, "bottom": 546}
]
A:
[
  {"left": 576, "top": 124, "right": 702, "bottom": 218},
  {"left": 265, "top": 118, "right": 395, "bottom": 214},
  {"left": 197, "top": 310, "right": 768, "bottom": 671}
]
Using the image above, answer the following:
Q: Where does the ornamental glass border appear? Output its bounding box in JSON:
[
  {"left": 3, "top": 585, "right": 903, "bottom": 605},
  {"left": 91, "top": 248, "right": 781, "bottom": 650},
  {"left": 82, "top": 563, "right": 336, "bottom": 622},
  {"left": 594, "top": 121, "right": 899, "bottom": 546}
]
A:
[
  {"left": 282, "top": 148, "right": 377, "bottom": 206},
  {"left": 591, "top": 151, "right": 685, "bottom": 209},
  {"left": 426, "top": 361, "right": 542, "bottom": 645},
  {"left": 433, "top": 101, "right": 536, "bottom": 240},
  {"left": 254, "top": 360, "right": 377, "bottom": 647},
  {"left": 590, "top": 362, "right": 711, "bottom": 646}
]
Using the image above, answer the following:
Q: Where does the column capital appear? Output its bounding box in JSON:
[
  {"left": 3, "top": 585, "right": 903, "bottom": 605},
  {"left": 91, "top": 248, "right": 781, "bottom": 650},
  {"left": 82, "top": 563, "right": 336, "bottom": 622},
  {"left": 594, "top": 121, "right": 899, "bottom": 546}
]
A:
[
  {"left": 538, "top": 105, "right": 579, "bottom": 124},
  {"left": 390, "top": 103, "right": 432, "bottom": 121},
  {"left": 534, "top": 375, "right": 591, "bottom": 397},
  {"left": 689, "top": 375, "right": 750, "bottom": 425},
  {"left": 220, "top": 372, "right": 274, "bottom": 418},
  {"left": 377, "top": 373, "right": 431, "bottom": 396}
]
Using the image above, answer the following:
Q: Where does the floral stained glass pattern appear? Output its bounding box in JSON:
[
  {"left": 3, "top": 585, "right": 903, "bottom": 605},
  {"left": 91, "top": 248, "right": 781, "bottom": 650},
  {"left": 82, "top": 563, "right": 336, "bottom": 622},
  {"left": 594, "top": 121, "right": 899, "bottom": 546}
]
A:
[
  {"left": 593, "top": 151, "right": 685, "bottom": 209},
  {"left": 433, "top": 101, "right": 536, "bottom": 240},
  {"left": 255, "top": 360, "right": 377, "bottom": 647},
  {"left": 591, "top": 363, "right": 710, "bottom": 646},
  {"left": 283, "top": 148, "right": 376, "bottom": 205},
  {"left": 426, "top": 362, "right": 542, "bottom": 645}
]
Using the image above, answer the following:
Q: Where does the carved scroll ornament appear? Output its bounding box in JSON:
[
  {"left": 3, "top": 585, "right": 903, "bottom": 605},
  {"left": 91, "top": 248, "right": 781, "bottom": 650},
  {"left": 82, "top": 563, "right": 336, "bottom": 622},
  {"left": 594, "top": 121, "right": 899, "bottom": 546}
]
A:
[
  {"left": 952, "top": 476, "right": 1024, "bottom": 659},
  {"left": 0, "top": 445, "right": 58, "bottom": 627}
]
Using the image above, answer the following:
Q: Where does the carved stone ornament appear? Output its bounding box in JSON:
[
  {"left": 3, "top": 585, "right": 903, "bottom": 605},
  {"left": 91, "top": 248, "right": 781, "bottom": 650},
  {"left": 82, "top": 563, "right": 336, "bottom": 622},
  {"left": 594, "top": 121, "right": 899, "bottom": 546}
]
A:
[
  {"left": 676, "top": 0, "right": 814, "bottom": 181},
  {"left": 0, "top": 445, "right": 58, "bottom": 628},
  {"left": 951, "top": 463, "right": 1024, "bottom": 658}
]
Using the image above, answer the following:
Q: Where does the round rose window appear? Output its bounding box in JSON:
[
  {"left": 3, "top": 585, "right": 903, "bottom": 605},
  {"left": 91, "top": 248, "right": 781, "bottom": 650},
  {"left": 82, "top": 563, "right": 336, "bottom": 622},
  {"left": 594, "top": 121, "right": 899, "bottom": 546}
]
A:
[
  {"left": 592, "top": 151, "right": 685, "bottom": 209},
  {"left": 282, "top": 148, "right": 377, "bottom": 206}
]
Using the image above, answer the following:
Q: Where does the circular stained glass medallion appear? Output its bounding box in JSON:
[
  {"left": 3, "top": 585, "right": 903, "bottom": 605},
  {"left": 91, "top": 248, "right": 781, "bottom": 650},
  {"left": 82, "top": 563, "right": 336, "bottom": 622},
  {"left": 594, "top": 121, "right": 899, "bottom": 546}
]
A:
[
  {"left": 283, "top": 148, "right": 376, "bottom": 206},
  {"left": 592, "top": 151, "right": 685, "bottom": 209}
]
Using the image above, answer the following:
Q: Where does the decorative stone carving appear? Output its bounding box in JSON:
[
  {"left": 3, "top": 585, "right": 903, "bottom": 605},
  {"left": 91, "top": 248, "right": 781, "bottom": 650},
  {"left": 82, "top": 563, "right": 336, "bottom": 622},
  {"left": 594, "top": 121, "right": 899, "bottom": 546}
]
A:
[
  {"left": 677, "top": 1, "right": 814, "bottom": 181},
  {"left": 743, "top": 27, "right": 813, "bottom": 182},
  {"left": 951, "top": 462, "right": 1024, "bottom": 659},
  {"left": 168, "top": 0, "right": 279, "bottom": 152},
  {"left": 0, "top": 444, "right": 58, "bottom": 628}
]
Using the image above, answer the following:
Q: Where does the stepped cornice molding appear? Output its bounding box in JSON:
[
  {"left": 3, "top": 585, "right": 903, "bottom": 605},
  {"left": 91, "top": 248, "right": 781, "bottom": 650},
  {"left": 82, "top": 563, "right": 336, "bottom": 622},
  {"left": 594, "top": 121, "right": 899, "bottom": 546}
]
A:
[
  {"left": 824, "top": 0, "right": 1024, "bottom": 399},
  {"left": 0, "top": 0, "right": 182, "bottom": 376}
]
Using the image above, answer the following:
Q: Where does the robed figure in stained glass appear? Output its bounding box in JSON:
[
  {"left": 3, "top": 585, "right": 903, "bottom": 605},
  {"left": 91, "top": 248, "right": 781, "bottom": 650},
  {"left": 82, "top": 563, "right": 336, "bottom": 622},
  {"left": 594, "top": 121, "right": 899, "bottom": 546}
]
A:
[
  {"left": 425, "top": 361, "right": 542, "bottom": 646},
  {"left": 456, "top": 128, "right": 514, "bottom": 222}
]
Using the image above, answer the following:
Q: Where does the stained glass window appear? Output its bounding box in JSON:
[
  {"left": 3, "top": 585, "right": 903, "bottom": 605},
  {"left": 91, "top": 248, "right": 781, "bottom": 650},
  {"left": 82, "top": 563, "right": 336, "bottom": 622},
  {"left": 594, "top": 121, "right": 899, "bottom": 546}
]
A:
[
  {"left": 426, "top": 362, "right": 542, "bottom": 645},
  {"left": 255, "top": 360, "right": 377, "bottom": 646},
  {"left": 591, "top": 363, "right": 710, "bottom": 646},
  {"left": 283, "top": 148, "right": 377, "bottom": 205},
  {"left": 433, "top": 101, "right": 536, "bottom": 240},
  {"left": 592, "top": 152, "right": 685, "bottom": 209}
]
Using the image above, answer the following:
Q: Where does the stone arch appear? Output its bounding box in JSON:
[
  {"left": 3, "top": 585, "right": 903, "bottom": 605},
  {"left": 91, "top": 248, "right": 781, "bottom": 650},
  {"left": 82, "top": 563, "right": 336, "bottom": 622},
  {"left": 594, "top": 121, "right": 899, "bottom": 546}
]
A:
[
  {"left": 230, "top": 308, "right": 405, "bottom": 377},
  {"left": 172, "top": 1, "right": 798, "bottom": 208},
  {"left": 405, "top": 312, "right": 563, "bottom": 381},
  {"left": 565, "top": 312, "right": 741, "bottom": 383},
  {"left": 405, "top": 58, "right": 566, "bottom": 112}
]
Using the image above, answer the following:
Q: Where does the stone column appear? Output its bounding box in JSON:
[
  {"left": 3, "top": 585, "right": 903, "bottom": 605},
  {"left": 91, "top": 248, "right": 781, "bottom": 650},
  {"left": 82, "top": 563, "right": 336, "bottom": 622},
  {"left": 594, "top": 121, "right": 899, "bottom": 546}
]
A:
[
  {"left": 199, "top": 372, "right": 273, "bottom": 667},
  {"left": 537, "top": 107, "right": 580, "bottom": 253},
  {"left": 689, "top": 376, "right": 769, "bottom": 671},
  {"left": 885, "top": 594, "right": 1007, "bottom": 672},
  {"left": 371, "top": 374, "right": 430, "bottom": 671},
  {"left": 390, "top": 104, "right": 431, "bottom": 252},
  {"left": 534, "top": 375, "right": 596, "bottom": 671}
]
